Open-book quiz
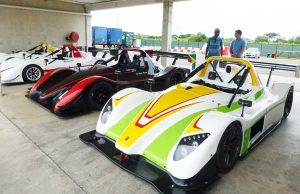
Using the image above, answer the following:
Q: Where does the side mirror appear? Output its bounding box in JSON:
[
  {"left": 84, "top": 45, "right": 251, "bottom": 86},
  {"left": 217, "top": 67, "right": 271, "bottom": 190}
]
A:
[
  {"left": 44, "top": 59, "right": 49, "bottom": 66},
  {"left": 114, "top": 70, "right": 122, "bottom": 91},
  {"left": 77, "top": 63, "right": 82, "bottom": 71},
  {"left": 238, "top": 99, "right": 252, "bottom": 107},
  {"left": 238, "top": 99, "right": 252, "bottom": 117},
  {"left": 145, "top": 79, "right": 155, "bottom": 92},
  {"left": 115, "top": 70, "right": 122, "bottom": 82}
]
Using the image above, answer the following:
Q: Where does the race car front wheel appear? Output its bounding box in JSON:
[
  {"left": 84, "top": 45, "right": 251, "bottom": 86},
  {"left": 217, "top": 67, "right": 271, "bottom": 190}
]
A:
[
  {"left": 22, "top": 65, "right": 44, "bottom": 83},
  {"left": 216, "top": 122, "right": 242, "bottom": 173},
  {"left": 283, "top": 86, "right": 293, "bottom": 118},
  {"left": 88, "top": 82, "right": 114, "bottom": 110}
]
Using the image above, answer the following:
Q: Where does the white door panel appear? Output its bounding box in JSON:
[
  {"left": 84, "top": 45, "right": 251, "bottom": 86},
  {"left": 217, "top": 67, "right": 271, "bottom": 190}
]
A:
[
  {"left": 265, "top": 100, "right": 284, "bottom": 129},
  {"left": 264, "top": 89, "right": 284, "bottom": 129}
]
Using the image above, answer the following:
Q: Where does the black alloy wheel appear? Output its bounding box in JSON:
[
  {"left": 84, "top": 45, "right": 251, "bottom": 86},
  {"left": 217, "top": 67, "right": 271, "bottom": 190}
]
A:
[
  {"left": 216, "top": 122, "right": 242, "bottom": 173},
  {"left": 88, "top": 82, "right": 114, "bottom": 110}
]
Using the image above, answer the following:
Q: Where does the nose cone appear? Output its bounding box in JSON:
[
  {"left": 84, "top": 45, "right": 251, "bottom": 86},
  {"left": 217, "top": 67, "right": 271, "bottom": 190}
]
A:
[{"left": 115, "top": 84, "right": 220, "bottom": 151}]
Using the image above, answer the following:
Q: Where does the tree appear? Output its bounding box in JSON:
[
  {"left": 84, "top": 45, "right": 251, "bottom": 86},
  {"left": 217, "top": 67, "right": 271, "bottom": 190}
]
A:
[
  {"left": 178, "top": 34, "right": 192, "bottom": 40},
  {"left": 134, "top": 33, "right": 143, "bottom": 39},
  {"left": 274, "top": 38, "right": 287, "bottom": 43},
  {"left": 264, "top": 32, "right": 280, "bottom": 42},
  {"left": 172, "top": 34, "right": 179, "bottom": 41},
  {"left": 188, "top": 33, "right": 207, "bottom": 42},
  {"left": 288, "top": 36, "right": 300, "bottom": 44},
  {"left": 254, "top": 36, "right": 269, "bottom": 43}
]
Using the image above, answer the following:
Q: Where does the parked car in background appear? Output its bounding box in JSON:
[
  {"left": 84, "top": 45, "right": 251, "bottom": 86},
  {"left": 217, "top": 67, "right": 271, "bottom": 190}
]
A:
[
  {"left": 0, "top": 42, "right": 57, "bottom": 64},
  {"left": 28, "top": 49, "right": 192, "bottom": 115},
  {"left": 0, "top": 45, "right": 100, "bottom": 83},
  {"left": 243, "top": 47, "right": 261, "bottom": 58}
]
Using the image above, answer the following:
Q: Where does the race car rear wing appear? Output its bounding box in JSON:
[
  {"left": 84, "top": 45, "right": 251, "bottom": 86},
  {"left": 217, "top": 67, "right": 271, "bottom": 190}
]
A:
[
  {"left": 249, "top": 60, "right": 300, "bottom": 86},
  {"left": 145, "top": 50, "right": 197, "bottom": 68},
  {"left": 250, "top": 61, "right": 299, "bottom": 73},
  {"left": 86, "top": 47, "right": 118, "bottom": 59}
]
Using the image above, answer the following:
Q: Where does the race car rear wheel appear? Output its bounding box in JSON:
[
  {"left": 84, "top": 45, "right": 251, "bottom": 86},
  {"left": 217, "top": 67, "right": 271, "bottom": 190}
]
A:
[
  {"left": 216, "top": 122, "right": 242, "bottom": 173},
  {"left": 22, "top": 65, "right": 44, "bottom": 83},
  {"left": 283, "top": 86, "right": 293, "bottom": 118},
  {"left": 88, "top": 82, "right": 114, "bottom": 110}
]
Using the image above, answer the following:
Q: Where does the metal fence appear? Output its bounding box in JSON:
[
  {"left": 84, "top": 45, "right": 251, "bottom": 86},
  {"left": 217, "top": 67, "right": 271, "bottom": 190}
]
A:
[{"left": 141, "top": 39, "right": 300, "bottom": 58}]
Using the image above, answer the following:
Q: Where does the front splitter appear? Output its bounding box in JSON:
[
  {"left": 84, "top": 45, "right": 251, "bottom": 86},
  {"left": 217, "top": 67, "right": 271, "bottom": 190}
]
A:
[{"left": 79, "top": 130, "right": 219, "bottom": 194}]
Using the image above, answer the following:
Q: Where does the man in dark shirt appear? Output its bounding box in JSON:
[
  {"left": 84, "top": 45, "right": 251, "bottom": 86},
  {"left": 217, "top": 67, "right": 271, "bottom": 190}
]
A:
[{"left": 205, "top": 28, "right": 223, "bottom": 59}]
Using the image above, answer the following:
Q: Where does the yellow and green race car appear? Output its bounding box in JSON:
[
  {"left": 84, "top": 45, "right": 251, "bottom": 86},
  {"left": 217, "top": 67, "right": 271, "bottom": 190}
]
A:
[{"left": 80, "top": 56, "right": 294, "bottom": 193}]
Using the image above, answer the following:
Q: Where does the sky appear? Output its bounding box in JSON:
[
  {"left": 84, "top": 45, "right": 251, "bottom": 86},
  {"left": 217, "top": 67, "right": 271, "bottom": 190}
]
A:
[{"left": 91, "top": 0, "right": 300, "bottom": 40}]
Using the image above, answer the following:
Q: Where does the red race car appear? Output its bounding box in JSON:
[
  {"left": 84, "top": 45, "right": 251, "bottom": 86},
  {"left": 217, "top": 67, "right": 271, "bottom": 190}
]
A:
[{"left": 27, "top": 49, "right": 193, "bottom": 115}]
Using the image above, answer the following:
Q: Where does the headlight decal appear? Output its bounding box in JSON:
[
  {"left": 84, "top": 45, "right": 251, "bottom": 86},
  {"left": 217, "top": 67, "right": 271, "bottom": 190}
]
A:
[
  {"left": 173, "top": 133, "right": 210, "bottom": 161},
  {"left": 101, "top": 99, "right": 113, "bottom": 124}
]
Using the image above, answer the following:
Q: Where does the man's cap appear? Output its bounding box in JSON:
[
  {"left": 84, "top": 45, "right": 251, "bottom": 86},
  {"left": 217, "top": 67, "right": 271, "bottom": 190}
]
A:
[
  {"left": 214, "top": 28, "right": 220, "bottom": 32},
  {"left": 235, "top": 29, "right": 242, "bottom": 34}
]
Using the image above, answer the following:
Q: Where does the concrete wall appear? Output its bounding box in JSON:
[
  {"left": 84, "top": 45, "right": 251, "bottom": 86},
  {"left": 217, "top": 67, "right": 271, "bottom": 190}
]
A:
[{"left": 0, "top": 0, "right": 88, "bottom": 53}]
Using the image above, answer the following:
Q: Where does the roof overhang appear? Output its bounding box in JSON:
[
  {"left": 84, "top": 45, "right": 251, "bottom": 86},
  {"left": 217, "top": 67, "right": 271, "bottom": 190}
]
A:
[{"left": 56, "top": 0, "right": 189, "bottom": 11}]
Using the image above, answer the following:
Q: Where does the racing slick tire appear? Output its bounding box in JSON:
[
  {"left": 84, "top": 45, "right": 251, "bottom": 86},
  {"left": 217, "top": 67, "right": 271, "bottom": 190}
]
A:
[
  {"left": 22, "top": 65, "right": 44, "bottom": 83},
  {"left": 216, "top": 122, "right": 242, "bottom": 173},
  {"left": 283, "top": 86, "right": 293, "bottom": 118},
  {"left": 88, "top": 81, "right": 114, "bottom": 110}
]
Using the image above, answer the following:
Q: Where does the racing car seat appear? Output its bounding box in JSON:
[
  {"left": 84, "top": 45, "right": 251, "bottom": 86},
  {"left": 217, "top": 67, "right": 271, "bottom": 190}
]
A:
[
  {"left": 131, "top": 54, "right": 141, "bottom": 68},
  {"left": 118, "top": 51, "right": 131, "bottom": 68}
]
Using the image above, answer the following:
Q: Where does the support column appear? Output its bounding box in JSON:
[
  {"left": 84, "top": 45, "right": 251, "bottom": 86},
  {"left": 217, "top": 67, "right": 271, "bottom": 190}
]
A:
[
  {"left": 84, "top": 8, "right": 92, "bottom": 51},
  {"left": 161, "top": 0, "right": 173, "bottom": 66}
]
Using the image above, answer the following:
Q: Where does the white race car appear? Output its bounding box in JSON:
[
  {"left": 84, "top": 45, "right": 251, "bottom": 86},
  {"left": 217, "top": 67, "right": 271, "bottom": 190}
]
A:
[
  {"left": 0, "top": 45, "right": 103, "bottom": 83},
  {"left": 0, "top": 42, "right": 57, "bottom": 64},
  {"left": 80, "top": 56, "right": 294, "bottom": 193}
]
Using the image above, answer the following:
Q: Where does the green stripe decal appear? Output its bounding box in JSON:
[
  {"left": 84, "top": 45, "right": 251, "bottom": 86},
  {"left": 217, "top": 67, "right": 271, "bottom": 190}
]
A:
[
  {"left": 255, "top": 89, "right": 264, "bottom": 100},
  {"left": 143, "top": 111, "right": 208, "bottom": 169},
  {"left": 241, "top": 128, "right": 251, "bottom": 156},
  {"left": 105, "top": 101, "right": 150, "bottom": 140},
  {"left": 217, "top": 101, "right": 241, "bottom": 113}
]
